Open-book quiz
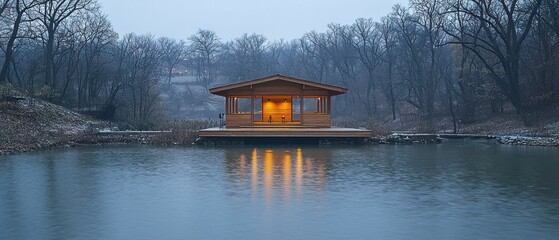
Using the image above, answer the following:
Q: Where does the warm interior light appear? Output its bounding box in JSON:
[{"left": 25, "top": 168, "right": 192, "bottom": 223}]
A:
[{"left": 284, "top": 99, "right": 287, "bottom": 102}]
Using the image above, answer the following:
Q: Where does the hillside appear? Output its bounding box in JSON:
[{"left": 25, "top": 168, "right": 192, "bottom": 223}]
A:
[
  {"left": 1, "top": 91, "right": 558, "bottom": 155},
  {"left": 0, "top": 92, "right": 212, "bottom": 155},
  {"left": 0, "top": 94, "right": 103, "bottom": 154},
  {"left": 359, "top": 107, "right": 559, "bottom": 138}
]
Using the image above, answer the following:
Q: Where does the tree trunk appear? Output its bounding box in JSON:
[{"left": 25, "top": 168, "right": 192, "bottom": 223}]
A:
[
  {"left": 44, "top": 29, "right": 55, "bottom": 87},
  {"left": 388, "top": 63, "right": 396, "bottom": 120},
  {"left": 0, "top": 7, "right": 23, "bottom": 83}
]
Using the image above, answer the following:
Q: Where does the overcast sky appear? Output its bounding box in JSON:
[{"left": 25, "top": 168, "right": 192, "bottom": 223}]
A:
[{"left": 97, "top": 0, "right": 408, "bottom": 42}]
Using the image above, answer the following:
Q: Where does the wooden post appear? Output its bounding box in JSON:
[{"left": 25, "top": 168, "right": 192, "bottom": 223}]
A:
[
  {"left": 328, "top": 96, "right": 332, "bottom": 125},
  {"left": 300, "top": 85, "right": 304, "bottom": 126},
  {"left": 326, "top": 96, "right": 332, "bottom": 114},
  {"left": 234, "top": 97, "right": 238, "bottom": 113},
  {"left": 226, "top": 97, "right": 230, "bottom": 114},
  {"left": 250, "top": 85, "right": 255, "bottom": 125}
]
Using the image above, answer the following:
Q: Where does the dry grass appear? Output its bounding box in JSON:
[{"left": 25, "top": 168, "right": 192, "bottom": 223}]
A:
[
  {"left": 334, "top": 104, "right": 559, "bottom": 137},
  {"left": 151, "top": 120, "right": 217, "bottom": 145}
]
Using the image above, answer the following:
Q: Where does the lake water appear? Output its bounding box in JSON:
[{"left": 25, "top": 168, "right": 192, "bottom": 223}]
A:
[{"left": 1, "top": 141, "right": 559, "bottom": 240}]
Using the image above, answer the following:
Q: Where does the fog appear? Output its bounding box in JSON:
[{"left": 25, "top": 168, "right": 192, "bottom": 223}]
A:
[{"left": 1, "top": 0, "right": 558, "bottom": 132}]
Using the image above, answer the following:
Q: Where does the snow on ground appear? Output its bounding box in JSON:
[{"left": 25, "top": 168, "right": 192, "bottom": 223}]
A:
[{"left": 0, "top": 96, "right": 104, "bottom": 153}]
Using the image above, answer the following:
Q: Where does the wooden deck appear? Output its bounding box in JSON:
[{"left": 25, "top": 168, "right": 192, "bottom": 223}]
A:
[{"left": 198, "top": 127, "right": 373, "bottom": 138}]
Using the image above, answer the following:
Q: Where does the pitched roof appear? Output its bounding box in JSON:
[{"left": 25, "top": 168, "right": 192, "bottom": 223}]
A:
[{"left": 209, "top": 74, "right": 347, "bottom": 96}]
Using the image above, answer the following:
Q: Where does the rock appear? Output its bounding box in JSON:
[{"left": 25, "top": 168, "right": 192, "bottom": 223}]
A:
[
  {"left": 497, "top": 135, "right": 559, "bottom": 147},
  {"left": 386, "top": 133, "right": 442, "bottom": 144}
]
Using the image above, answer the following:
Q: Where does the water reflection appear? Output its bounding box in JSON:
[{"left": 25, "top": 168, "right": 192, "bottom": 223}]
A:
[
  {"left": 225, "top": 147, "right": 330, "bottom": 205},
  {"left": 1, "top": 143, "right": 559, "bottom": 239}
]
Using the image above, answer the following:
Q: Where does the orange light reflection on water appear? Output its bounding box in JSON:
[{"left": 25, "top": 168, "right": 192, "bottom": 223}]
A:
[
  {"left": 283, "top": 151, "right": 292, "bottom": 201},
  {"left": 239, "top": 154, "right": 246, "bottom": 179},
  {"left": 264, "top": 150, "right": 274, "bottom": 204},
  {"left": 251, "top": 148, "right": 258, "bottom": 197},
  {"left": 296, "top": 148, "right": 303, "bottom": 198},
  {"left": 245, "top": 147, "right": 325, "bottom": 205}
]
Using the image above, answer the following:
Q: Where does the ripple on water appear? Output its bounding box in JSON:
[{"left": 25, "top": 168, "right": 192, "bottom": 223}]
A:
[{"left": 1, "top": 143, "right": 558, "bottom": 240}]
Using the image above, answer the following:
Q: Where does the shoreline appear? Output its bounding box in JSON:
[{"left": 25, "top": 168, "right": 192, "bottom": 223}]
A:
[
  {"left": 0, "top": 133, "right": 158, "bottom": 156},
  {"left": 2, "top": 93, "right": 557, "bottom": 156},
  {"left": 381, "top": 133, "right": 559, "bottom": 147},
  {"left": 1, "top": 132, "right": 558, "bottom": 156}
]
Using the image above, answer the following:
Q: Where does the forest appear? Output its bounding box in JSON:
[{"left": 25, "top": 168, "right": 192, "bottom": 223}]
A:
[{"left": 1, "top": 0, "right": 558, "bottom": 132}]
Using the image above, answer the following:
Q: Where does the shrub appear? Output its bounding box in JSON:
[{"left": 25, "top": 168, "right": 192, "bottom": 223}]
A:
[
  {"left": 34, "top": 85, "right": 58, "bottom": 100},
  {"left": 153, "top": 120, "right": 217, "bottom": 145},
  {"left": 0, "top": 83, "right": 16, "bottom": 109},
  {"left": 0, "top": 83, "right": 14, "bottom": 96}
]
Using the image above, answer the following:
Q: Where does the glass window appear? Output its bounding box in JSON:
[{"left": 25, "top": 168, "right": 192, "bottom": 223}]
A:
[
  {"left": 292, "top": 97, "right": 300, "bottom": 121},
  {"left": 230, "top": 97, "right": 252, "bottom": 114},
  {"left": 238, "top": 98, "right": 251, "bottom": 113},
  {"left": 304, "top": 97, "right": 317, "bottom": 113},
  {"left": 254, "top": 96, "right": 262, "bottom": 121},
  {"left": 303, "top": 97, "right": 328, "bottom": 114},
  {"left": 318, "top": 97, "right": 328, "bottom": 114}
]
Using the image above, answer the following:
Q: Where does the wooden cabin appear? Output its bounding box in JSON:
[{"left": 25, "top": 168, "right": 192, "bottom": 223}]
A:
[
  {"left": 209, "top": 74, "right": 347, "bottom": 128},
  {"left": 198, "top": 74, "right": 372, "bottom": 143}
]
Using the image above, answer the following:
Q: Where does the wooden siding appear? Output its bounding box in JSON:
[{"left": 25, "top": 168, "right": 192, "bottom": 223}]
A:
[
  {"left": 302, "top": 114, "right": 330, "bottom": 128},
  {"left": 253, "top": 81, "right": 301, "bottom": 95},
  {"left": 209, "top": 74, "right": 347, "bottom": 97},
  {"left": 263, "top": 97, "right": 292, "bottom": 123},
  {"left": 226, "top": 114, "right": 252, "bottom": 128},
  {"left": 217, "top": 81, "right": 332, "bottom": 97},
  {"left": 222, "top": 87, "right": 253, "bottom": 96}
]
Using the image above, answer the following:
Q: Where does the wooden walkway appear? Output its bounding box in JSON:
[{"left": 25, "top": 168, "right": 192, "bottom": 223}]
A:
[{"left": 198, "top": 127, "right": 372, "bottom": 138}]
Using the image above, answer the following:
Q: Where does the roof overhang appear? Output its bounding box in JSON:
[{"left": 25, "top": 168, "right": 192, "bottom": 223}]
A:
[{"left": 209, "top": 74, "right": 347, "bottom": 97}]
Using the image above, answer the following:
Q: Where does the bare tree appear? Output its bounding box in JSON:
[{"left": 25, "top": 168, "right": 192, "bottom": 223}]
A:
[
  {"left": 267, "top": 40, "right": 288, "bottom": 74},
  {"left": 352, "top": 18, "right": 382, "bottom": 117},
  {"left": 0, "top": 0, "right": 11, "bottom": 16},
  {"left": 8, "top": 38, "right": 43, "bottom": 89},
  {"left": 32, "top": 0, "right": 93, "bottom": 88},
  {"left": 378, "top": 16, "right": 399, "bottom": 120},
  {"left": 446, "top": 0, "right": 544, "bottom": 125},
  {"left": 0, "top": 0, "right": 46, "bottom": 83},
  {"left": 66, "top": 6, "right": 116, "bottom": 108},
  {"left": 540, "top": 0, "right": 559, "bottom": 35},
  {"left": 529, "top": 0, "right": 559, "bottom": 101},
  {"left": 188, "top": 29, "right": 222, "bottom": 88},
  {"left": 158, "top": 37, "right": 186, "bottom": 84},
  {"left": 297, "top": 35, "right": 332, "bottom": 82},
  {"left": 112, "top": 34, "right": 163, "bottom": 126},
  {"left": 392, "top": 5, "right": 431, "bottom": 116},
  {"left": 223, "top": 33, "right": 268, "bottom": 82},
  {"left": 105, "top": 32, "right": 133, "bottom": 112},
  {"left": 411, "top": 0, "right": 448, "bottom": 120}
]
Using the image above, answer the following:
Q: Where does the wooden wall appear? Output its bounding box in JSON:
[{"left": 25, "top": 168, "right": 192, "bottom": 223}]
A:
[
  {"left": 263, "top": 97, "right": 292, "bottom": 123},
  {"left": 302, "top": 114, "right": 330, "bottom": 128},
  {"left": 225, "top": 113, "right": 331, "bottom": 128},
  {"left": 226, "top": 114, "right": 252, "bottom": 128},
  {"left": 221, "top": 80, "right": 337, "bottom": 128},
  {"left": 221, "top": 81, "right": 332, "bottom": 96}
]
